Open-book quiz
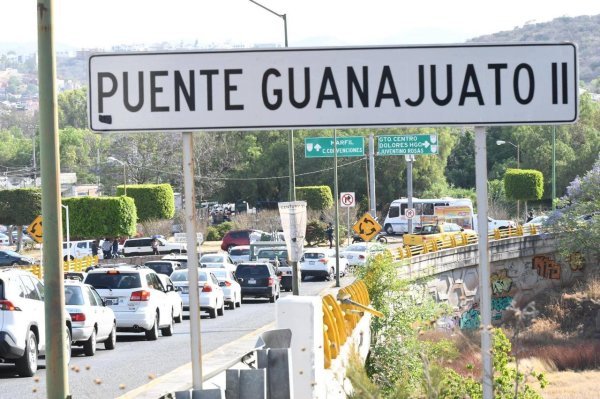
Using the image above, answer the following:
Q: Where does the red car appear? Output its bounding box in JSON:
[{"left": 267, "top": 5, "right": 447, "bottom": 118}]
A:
[{"left": 221, "top": 229, "right": 263, "bottom": 251}]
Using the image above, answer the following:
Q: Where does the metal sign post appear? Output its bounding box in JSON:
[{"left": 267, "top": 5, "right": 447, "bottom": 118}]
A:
[
  {"left": 182, "top": 132, "right": 203, "bottom": 390},
  {"left": 333, "top": 129, "right": 341, "bottom": 287},
  {"left": 406, "top": 155, "right": 414, "bottom": 234},
  {"left": 340, "top": 192, "right": 355, "bottom": 247}
]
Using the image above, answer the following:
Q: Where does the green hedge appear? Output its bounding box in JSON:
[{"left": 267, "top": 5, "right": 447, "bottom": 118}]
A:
[
  {"left": 0, "top": 188, "right": 42, "bottom": 225},
  {"left": 62, "top": 196, "right": 137, "bottom": 239},
  {"left": 503, "top": 169, "right": 544, "bottom": 201},
  {"left": 116, "top": 184, "right": 175, "bottom": 221},
  {"left": 296, "top": 186, "right": 333, "bottom": 210}
]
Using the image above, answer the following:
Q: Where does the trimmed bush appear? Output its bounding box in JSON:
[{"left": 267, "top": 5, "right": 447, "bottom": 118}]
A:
[
  {"left": 116, "top": 184, "right": 175, "bottom": 221},
  {"left": 296, "top": 186, "right": 333, "bottom": 210},
  {"left": 62, "top": 196, "right": 137, "bottom": 239},
  {"left": 503, "top": 169, "right": 544, "bottom": 201},
  {"left": 205, "top": 226, "right": 221, "bottom": 241}
]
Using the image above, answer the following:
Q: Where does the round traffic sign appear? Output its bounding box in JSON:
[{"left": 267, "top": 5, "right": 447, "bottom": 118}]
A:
[
  {"left": 340, "top": 192, "right": 355, "bottom": 207},
  {"left": 405, "top": 208, "right": 416, "bottom": 219}
]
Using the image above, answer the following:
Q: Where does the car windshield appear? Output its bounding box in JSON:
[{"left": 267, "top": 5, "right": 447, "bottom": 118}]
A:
[
  {"left": 85, "top": 272, "right": 142, "bottom": 290},
  {"left": 209, "top": 269, "right": 228, "bottom": 279},
  {"left": 346, "top": 244, "right": 366, "bottom": 252},
  {"left": 236, "top": 265, "right": 269, "bottom": 277},
  {"left": 257, "top": 250, "right": 287, "bottom": 260},
  {"left": 304, "top": 252, "right": 325, "bottom": 260},
  {"left": 64, "top": 286, "right": 85, "bottom": 305},
  {"left": 170, "top": 270, "right": 208, "bottom": 282},
  {"left": 1, "top": 250, "right": 21, "bottom": 257},
  {"left": 200, "top": 255, "right": 224, "bottom": 263},
  {"left": 229, "top": 248, "right": 249, "bottom": 256}
]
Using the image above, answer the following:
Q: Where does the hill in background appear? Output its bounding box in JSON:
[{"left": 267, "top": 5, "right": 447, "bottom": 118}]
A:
[{"left": 469, "top": 14, "right": 600, "bottom": 86}]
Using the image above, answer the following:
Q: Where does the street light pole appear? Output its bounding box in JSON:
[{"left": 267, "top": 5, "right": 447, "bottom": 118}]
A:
[
  {"left": 552, "top": 126, "right": 556, "bottom": 210},
  {"left": 248, "top": 0, "right": 294, "bottom": 201},
  {"left": 61, "top": 204, "right": 69, "bottom": 255},
  {"left": 107, "top": 156, "right": 127, "bottom": 196},
  {"left": 496, "top": 140, "right": 520, "bottom": 219}
]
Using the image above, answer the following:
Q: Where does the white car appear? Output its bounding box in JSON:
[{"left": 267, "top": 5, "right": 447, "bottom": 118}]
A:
[
  {"left": 523, "top": 215, "right": 549, "bottom": 231},
  {"left": 342, "top": 242, "right": 390, "bottom": 268},
  {"left": 205, "top": 268, "right": 241, "bottom": 310},
  {"left": 162, "top": 254, "right": 189, "bottom": 268},
  {"left": 0, "top": 232, "right": 10, "bottom": 245},
  {"left": 228, "top": 245, "right": 251, "bottom": 264},
  {"left": 64, "top": 281, "right": 117, "bottom": 356},
  {"left": 122, "top": 237, "right": 186, "bottom": 257},
  {"left": 156, "top": 274, "right": 184, "bottom": 323},
  {"left": 299, "top": 248, "right": 348, "bottom": 281},
  {"left": 170, "top": 269, "right": 225, "bottom": 319},
  {"left": 0, "top": 268, "right": 72, "bottom": 376},
  {"left": 84, "top": 266, "right": 175, "bottom": 340},
  {"left": 199, "top": 253, "right": 236, "bottom": 273}
]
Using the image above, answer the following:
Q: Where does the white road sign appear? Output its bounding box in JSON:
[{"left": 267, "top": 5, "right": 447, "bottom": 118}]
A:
[
  {"left": 88, "top": 43, "right": 578, "bottom": 132},
  {"left": 405, "top": 208, "right": 416, "bottom": 219},
  {"left": 340, "top": 192, "right": 356, "bottom": 208}
]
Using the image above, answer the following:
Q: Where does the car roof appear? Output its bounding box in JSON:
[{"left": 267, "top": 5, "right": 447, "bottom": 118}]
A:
[
  {"left": 236, "top": 262, "right": 271, "bottom": 267},
  {"left": 145, "top": 260, "right": 179, "bottom": 264}
]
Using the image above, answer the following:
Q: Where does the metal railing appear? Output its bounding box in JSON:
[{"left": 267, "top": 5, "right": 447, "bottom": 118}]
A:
[
  {"left": 21, "top": 255, "right": 100, "bottom": 279},
  {"left": 396, "top": 224, "right": 539, "bottom": 259}
]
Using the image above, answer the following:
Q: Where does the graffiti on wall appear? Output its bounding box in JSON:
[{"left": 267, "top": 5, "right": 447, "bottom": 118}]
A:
[
  {"left": 532, "top": 255, "right": 561, "bottom": 280},
  {"left": 459, "top": 307, "right": 480, "bottom": 330},
  {"left": 492, "top": 296, "right": 513, "bottom": 320},
  {"left": 491, "top": 270, "right": 513, "bottom": 295}
]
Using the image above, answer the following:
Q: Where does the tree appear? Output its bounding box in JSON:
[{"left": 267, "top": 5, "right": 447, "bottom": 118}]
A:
[
  {"left": 548, "top": 155, "right": 600, "bottom": 258},
  {"left": 62, "top": 196, "right": 137, "bottom": 239},
  {"left": 116, "top": 184, "right": 175, "bottom": 221},
  {"left": 57, "top": 88, "right": 88, "bottom": 129},
  {"left": 0, "top": 188, "right": 42, "bottom": 251},
  {"left": 296, "top": 186, "right": 333, "bottom": 210},
  {"left": 503, "top": 169, "right": 544, "bottom": 218}
]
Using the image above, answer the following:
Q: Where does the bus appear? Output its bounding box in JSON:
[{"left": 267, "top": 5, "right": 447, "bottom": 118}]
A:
[{"left": 382, "top": 197, "right": 474, "bottom": 235}]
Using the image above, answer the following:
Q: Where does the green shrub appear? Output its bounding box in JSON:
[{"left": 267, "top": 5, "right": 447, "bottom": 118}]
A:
[
  {"left": 296, "top": 186, "right": 333, "bottom": 210},
  {"left": 305, "top": 220, "right": 326, "bottom": 246},
  {"left": 116, "top": 184, "right": 175, "bottom": 221},
  {"left": 216, "top": 222, "right": 234, "bottom": 237},
  {"left": 63, "top": 196, "right": 137, "bottom": 238},
  {"left": 503, "top": 169, "right": 544, "bottom": 201},
  {"left": 205, "top": 226, "right": 221, "bottom": 241}
]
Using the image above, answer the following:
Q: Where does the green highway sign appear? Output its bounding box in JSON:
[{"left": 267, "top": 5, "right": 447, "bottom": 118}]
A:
[
  {"left": 377, "top": 134, "right": 438, "bottom": 156},
  {"left": 304, "top": 137, "right": 365, "bottom": 158}
]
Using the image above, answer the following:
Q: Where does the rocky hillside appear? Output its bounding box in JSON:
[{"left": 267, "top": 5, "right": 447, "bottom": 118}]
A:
[{"left": 468, "top": 14, "right": 600, "bottom": 85}]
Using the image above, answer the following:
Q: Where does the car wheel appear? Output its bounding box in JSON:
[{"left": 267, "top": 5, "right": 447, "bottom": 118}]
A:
[
  {"left": 236, "top": 295, "right": 241, "bottom": 308},
  {"left": 161, "top": 312, "right": 174, "bottom": 337},
  {"left": 327, "top": 268, "right": 335, "bottom": 281},
  {"left": 385, "top": 224, "right": 394, "bottom": 235},
  {"left": 11, "top": 261, "right": 18, "bottom": 266},
  {"left": 228, "top": 295, "right": 235, "bottom": 310},
  {"left": 15, "top": 330, "right": 38, "bottom": 377},
  {"left": 217, "top": 300, "right": 225, "bottom": 316},
  {"left": 301, "top": 274, "right": 306, "bottom": 282},
  {"left": 145, "top": 313, "right": 159, "bottom": 340},
  {"left": 174, "top": 305, "right": 183, "bottom": 323},
  {"left": 65, "top": 327, "right": 72, "bottom": 364},
  {"left": 208, "top": 305, "right": 217, "bottom": 319},
  {"left": 83, "top": 328, "right": 97, "bottom": 356},
  {"left": 104, "top": 323, "right": 117, "bottom": 350}
]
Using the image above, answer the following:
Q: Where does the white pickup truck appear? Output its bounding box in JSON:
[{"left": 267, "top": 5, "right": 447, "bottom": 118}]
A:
[{"left": 473, "top": 215, "right": 517, "bottom": 232}]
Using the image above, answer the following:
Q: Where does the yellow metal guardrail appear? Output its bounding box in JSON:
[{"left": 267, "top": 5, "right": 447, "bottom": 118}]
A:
[
  {"left": 397, "top": 224, "right": 539, "bottom": 260},
  {"left": 322, "top": 280, "right": 381, "bottom": 369},
  {"left": 21, "top": 255, "right": 100, "bottom": 279}
]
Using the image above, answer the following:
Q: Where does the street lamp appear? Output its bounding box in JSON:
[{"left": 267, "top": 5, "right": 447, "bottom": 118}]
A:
[
  {"left": 496, "top": 140, "right": 521, "bottom": 219},
  {"left": 248, "top": 0, "right": 295, "bottom": 202},
  {"left": 107, "top": 156, "right": 127, "bottom": 196}
]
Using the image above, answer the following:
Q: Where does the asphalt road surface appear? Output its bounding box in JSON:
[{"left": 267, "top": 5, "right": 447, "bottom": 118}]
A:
[{"left": 0, "top": 275, "right": 354, "bottom": 399}]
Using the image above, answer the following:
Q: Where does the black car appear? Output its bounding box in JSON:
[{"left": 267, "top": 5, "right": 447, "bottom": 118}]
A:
[
  {"left": 235, "top": 262, "right": 280, "bottom": 303},
  {"left": 0, "top": 250, "right": 35, "bottom": 266}
]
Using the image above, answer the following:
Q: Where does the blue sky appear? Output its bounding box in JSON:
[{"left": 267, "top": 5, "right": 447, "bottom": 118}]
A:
[{"left": 2, "top": 0, "right": 600, "bottom": 50}]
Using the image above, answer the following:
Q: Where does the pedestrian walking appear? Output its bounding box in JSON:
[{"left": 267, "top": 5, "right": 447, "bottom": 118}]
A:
[
  {"left": 151, "top": 238, "right": 159, "bottom": 255},
  {"left": 112, "top": 238, "right": 119, "bottom": 258},
  {"left": 101, "top": 239, "right": 112, "bottom": 259},
  {"left": 326, "top": 222, "right": 334, "bottom": 249}
]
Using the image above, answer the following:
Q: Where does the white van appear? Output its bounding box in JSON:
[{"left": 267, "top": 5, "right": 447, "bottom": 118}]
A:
[
  {"left": 63, "top": 240, "right": 97, "bottom": 260},
  {"left": 383, "top": 197, "right": 474, "bottom": 235}
]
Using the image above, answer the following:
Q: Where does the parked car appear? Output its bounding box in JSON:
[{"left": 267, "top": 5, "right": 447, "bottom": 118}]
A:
[
  {"left": 235, "top": 262, "right": 280, "bottom": 303},
  {"left": 122, "top": 237, "right": 186, "bottom": 257},
  {"left": 221, "top": 229, "right": 264, "bottom": 251},
  {"left": 64, "top": 281, "right": 117, "bottom": 356},
  {"left": 0, "top": 268, "right": 72, "bottom": 376},
  {"left": 522, "top": 215, "right": 549, "bottom": 231},
  {"left": 169, "top": 269, "right": 225, "bottom": 318},
  {"left": 0, "top": 233, "right": 10, "bottom": 245},
  {"left": 162, "top": 254, "right": 189, "bottom": 268},
  {"left": 63, "top": 240, "right": 97, "bottom": 261},
  {"left": 144, "top": 260, "right": 184, "bottom": 276},
  {"left": 228, "top": 245, "right": 251, "bottom": 264},
  {"left": 199, "top": 253, "right": 236, "bottom": 273},
  {"left": 299, "top": 248, "right": 347, "bottom": 281},
  {"left": 0, "top": 250, "right": 35, "bottom": 266},
  {"left": 205, "top": 268, "right": 241, "bottom": 310},
  {"left": 342, "top": 242, "right": 391, "bottom": 268},
  {"left": 156, "top": 274, "right": 183, "bottom": 323},
  {"left": 84, "top": 266, "right": 175, "bottom": 340},
  {"left": 473, "top": 215, "right": 517, "bottom": 232}
]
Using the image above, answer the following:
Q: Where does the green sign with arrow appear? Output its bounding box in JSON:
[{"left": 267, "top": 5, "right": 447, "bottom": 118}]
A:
[
  {"left": 377, "top": 134, "right": 438, "bottom": 155},
  {"left": 304, "top": 137, "right": 364, "bottom": 158}
]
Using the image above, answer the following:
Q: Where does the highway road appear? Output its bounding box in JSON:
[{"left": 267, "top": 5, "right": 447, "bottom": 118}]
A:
[{"left": 0, "top": 275, "right": 354, "bottom": 399}]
